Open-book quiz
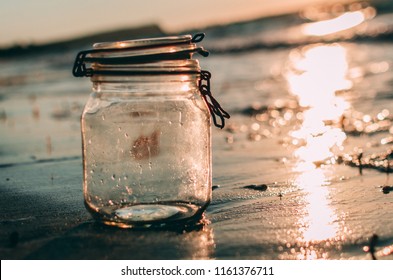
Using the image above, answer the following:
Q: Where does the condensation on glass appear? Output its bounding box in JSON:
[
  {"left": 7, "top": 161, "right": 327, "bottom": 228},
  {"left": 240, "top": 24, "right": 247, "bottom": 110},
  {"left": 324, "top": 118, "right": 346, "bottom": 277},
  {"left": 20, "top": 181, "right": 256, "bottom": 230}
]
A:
[{"left": 73, "top": 34, "right": 229, "bottom": 228}]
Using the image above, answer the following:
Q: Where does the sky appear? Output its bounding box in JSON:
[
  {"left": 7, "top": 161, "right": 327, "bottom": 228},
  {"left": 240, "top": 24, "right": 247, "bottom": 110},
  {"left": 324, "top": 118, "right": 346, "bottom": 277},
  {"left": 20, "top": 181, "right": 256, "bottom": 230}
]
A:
[{"left": 0, "top": 0, "right": 354, "bottom": 47}]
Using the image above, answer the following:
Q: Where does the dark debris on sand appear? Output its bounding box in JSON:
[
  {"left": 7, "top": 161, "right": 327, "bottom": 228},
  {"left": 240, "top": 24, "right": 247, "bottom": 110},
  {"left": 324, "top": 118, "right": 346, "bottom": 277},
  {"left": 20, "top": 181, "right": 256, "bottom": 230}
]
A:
[
  {"left": 381, "top": 185, "right": 393, "bottom": 194},
  {"left": 243, "top": 184, "right": 268, "bottom": 191},
  {"left": 337, "top": 149, "right": 393, "bottom": 174}
]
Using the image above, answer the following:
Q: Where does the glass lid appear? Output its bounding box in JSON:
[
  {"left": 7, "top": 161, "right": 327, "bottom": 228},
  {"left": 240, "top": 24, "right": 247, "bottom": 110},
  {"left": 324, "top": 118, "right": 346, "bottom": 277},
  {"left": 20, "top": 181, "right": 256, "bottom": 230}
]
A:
[{"left": 73, "top": 33, "right": 208, "bottom": 77}]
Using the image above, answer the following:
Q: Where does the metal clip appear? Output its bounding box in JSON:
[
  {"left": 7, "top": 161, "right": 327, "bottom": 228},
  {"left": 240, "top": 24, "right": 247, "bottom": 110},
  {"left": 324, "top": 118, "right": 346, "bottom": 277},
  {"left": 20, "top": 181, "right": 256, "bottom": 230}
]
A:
[
  {"left": 199, "top": 70, "right": 230, "bottom": 129},
  {"left": 72, "top": 51, "right": 92, "bottom": 77},
  {"left": 191, "top": 33, "right": 205, "bottom": 43}
]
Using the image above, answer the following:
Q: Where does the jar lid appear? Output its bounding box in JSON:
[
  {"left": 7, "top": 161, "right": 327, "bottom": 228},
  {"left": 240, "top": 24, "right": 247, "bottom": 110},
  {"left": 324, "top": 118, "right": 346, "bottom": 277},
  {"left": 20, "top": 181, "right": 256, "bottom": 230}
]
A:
[{"left": 73, "top": 33, "right": 209, "bottom": 77}]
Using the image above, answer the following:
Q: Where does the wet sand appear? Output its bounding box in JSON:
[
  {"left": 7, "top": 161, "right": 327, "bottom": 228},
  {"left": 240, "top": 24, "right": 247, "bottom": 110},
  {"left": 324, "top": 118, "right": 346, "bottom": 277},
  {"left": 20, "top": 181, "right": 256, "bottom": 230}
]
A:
[{"left": 1, "top": 102, "right": 393, "bottom": 259}]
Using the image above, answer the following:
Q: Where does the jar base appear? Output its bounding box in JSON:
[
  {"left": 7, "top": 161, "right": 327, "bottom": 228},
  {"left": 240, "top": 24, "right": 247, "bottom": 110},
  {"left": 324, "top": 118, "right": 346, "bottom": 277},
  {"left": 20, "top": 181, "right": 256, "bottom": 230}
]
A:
[{"left": 86, "top": 201, "right": 208, "bottom": 228}]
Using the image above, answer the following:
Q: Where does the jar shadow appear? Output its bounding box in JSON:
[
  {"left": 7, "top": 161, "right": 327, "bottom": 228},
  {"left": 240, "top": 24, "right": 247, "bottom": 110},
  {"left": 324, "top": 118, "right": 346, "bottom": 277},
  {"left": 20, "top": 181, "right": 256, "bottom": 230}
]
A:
[{"left": 25, "top": 217, "right": 215, "bottom": 260}]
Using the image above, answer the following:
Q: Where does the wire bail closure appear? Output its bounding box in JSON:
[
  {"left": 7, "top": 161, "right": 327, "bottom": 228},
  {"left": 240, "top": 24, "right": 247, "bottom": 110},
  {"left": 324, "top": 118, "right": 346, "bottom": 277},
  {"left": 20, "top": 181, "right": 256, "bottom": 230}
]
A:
[
  {"left": 199, "top": 70, "right": 230, "bottom": 129},
  {"left": 72, "top": 33, "right": 230, "bottom": 128}
]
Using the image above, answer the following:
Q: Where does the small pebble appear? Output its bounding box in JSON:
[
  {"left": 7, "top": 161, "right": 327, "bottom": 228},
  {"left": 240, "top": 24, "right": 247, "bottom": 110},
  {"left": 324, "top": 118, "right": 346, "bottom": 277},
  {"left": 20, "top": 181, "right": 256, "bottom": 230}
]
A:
[
  {"left": 212, "top": 185, "right": 220, "bottom": 191},
  {"left": 381, "top": 185, "right": 393, "bottom": 194},
  {"left": 243, "top": 184, "right": 268, "bottom": 191}
]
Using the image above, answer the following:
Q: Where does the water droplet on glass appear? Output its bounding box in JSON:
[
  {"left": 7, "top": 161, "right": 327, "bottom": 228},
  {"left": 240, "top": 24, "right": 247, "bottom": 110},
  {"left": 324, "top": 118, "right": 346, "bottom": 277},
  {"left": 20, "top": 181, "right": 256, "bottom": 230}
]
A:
[
  {"left": 179, "top": 112, "right": 183, "bottom": 126},
  {"left": 125, "top": 186, "right": 133, "bottom": 194},
  {"left": 100, "top": 179, "right": 104, "bottom": 184},
  {"left": 88, "top": 139, "right": 92, "bottom": 144},
  {"left": 111, "top": 174, "right": 116, "bottom": 180},
  {"left": 125, "top": 133, "right": 129, "bottom": 138},
  {"left": 102, "top": 114, "right": 105, "bottom": 121},
  {"left": 118, "top": 127, "right": 122, "bottom": 132}
]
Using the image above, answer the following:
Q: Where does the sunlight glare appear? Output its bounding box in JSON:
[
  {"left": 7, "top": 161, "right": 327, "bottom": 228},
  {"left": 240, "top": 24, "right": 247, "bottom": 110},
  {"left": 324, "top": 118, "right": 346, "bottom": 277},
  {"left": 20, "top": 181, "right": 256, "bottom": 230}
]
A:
[
  {"left": 295, "top": 168, "right": 338, "bottom": 242},
  {"left": 302, "top": 11, "right": 365, "bottom": 36},
  {"left": 286, "top": 44, "right": 350, "bottom": 164},
  {"left": 287, "top": 45, "right": 352, "bottom": 109},
  {"left": 285, "top": 43, "right": 353, "bottom": 245}
]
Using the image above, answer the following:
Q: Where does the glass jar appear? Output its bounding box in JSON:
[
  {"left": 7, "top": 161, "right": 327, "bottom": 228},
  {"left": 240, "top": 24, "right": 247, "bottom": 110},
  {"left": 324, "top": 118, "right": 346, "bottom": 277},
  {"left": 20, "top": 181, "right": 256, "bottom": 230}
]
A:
[{"left": 73, "top": 34, "right": 229, "bottom": 228}]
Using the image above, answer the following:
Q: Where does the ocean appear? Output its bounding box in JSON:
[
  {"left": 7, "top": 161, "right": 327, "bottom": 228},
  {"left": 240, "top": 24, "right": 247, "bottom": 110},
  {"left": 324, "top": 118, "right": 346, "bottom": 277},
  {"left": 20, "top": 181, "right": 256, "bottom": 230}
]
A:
[{"left": 1, "top": 1, "right": 393, "bottom": 259}]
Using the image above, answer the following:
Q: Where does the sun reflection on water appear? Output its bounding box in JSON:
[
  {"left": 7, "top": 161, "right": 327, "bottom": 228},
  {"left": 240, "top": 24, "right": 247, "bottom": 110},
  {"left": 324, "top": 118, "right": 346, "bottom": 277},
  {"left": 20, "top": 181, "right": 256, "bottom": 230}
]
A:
[
  {"left": 285, "top": 44, "right": 353, "bottom": 251},
  {"left": 295, "top": 168, "right": 338, "bottom": 243},
  {"left": 287, "top": 44, "right": 351, "bottom": 165},
  {"left": 302, "top": 10, "right": 366, "bottom": 36}
]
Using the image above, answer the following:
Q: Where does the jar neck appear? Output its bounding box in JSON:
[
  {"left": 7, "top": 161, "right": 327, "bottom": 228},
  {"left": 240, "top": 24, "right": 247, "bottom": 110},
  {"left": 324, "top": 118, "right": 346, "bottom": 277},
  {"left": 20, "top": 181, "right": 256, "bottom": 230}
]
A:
[
  {"left": 92, "top": 73, "right": 200, "bottom": 96},
  {"left": 91, "top": 59, "right": 201, "bottom": 96}
]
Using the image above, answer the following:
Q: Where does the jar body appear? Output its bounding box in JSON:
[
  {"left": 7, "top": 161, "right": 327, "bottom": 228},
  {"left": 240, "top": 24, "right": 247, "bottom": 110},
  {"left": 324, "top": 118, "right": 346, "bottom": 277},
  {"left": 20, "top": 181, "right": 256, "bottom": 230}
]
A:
[{"left": 81, "top": 75, "right": 211, "bottom": 227}]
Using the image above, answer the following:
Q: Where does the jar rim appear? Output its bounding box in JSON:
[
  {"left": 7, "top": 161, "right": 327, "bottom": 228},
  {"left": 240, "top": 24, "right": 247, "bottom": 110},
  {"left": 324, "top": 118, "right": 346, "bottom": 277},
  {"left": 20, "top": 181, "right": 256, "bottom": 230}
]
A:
[{"left": 92, "top": 34, "right": 193, "bottom": 50}]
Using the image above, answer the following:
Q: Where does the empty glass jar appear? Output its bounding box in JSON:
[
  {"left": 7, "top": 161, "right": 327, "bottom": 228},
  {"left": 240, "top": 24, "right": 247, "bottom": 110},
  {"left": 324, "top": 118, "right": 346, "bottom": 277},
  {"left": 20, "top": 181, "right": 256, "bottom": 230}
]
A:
[{"left": 73, "top": 34, "right": 229, "bottom": 227}]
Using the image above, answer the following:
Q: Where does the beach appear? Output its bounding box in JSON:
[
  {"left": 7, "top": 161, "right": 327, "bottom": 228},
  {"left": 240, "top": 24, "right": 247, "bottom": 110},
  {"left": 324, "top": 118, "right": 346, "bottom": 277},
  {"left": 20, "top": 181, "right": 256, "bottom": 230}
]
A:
[{"left": 1, "top": 1, "right": 393, "bottom": 260}]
